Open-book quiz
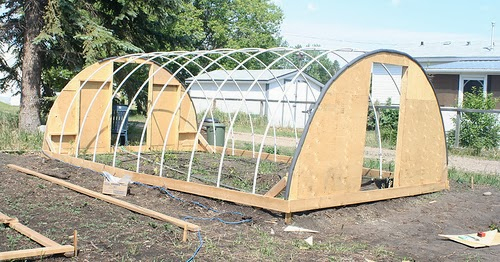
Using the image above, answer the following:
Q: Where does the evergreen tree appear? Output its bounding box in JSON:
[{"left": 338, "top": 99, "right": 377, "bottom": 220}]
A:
[{"left": 0, "top": 0, "right": 284, "bottom": 131}]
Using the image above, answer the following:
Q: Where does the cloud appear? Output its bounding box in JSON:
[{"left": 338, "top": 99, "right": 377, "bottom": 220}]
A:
[
  {"left": 391, "top": 0, "right": 401, "bottom": 6},
  {"left": 307, "top": 3, "right": 317, "bottom": 11}
]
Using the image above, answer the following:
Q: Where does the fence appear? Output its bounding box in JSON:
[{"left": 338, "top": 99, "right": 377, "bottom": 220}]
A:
[
  {"left": 372, "top": 105, "right": 500, "bottom": 148},
  {"left": 191, "top": 96, "right": 500, "bottom": 148}
]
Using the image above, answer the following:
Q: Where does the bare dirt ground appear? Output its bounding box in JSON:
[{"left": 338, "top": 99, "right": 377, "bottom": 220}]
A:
[
  {"left": 1, "top": 152, "right": 499, "bottom": 261},
  {"left": 232, "top": 132, "right": 500, "bottom": 175}
]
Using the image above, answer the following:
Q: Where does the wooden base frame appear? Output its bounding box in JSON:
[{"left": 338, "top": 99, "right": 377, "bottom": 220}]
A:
[
  {"left": 0, "top": 212, "right": 76, "bottom": 261},
  {"left": 44, "top": 151, "right": 448, "bottom": 214}
]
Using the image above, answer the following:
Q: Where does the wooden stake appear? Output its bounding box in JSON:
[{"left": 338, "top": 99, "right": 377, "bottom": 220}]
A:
[
  {"left": 182, "top": 225, "right": 188, "bottom": 242},
  {"left": 471, "top": 176, "right": 474, "bottom": 190},
  {"left": 63, "top": 230, "right": 77, "bottom": 257},
  {"left": 284, "top": 213, "right": 293, "bottom": 224},
  {"left": 73, "top": 230, "right": 78, "bottom": 257},
  {"left": 7, "top": 164, "right": 200, "bottom": 232}
]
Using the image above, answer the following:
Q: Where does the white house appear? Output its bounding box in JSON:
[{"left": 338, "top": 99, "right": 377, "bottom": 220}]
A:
[{"left": 186, "top": 69, "right": 323, "bottom": 128}]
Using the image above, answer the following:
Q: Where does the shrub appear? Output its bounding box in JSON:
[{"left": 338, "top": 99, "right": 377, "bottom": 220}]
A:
[
  {"left": 447, "top": 87, "right": 500, "bottom": 154},
  {"left": 367, "top": 98, "right": 399, "bottom": 146}
]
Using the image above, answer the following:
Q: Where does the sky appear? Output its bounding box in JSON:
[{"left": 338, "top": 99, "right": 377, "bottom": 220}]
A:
[{"left": 274, "top": 0, "right": 500, "bottom": 51}]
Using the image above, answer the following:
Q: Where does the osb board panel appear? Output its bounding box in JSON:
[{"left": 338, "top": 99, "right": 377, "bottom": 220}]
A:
[
  {"left": 49, "top": 135, "right": 77, "bottom": 155},
  {"left": 43, "top": 90, "right": 79, "bottom": 152},
  {"left": 288, "top": 61, "right": 371, "bottom": 200},
  {"left": 150, "top": 64, "right": 181, "bottom": 86},
  {"left": 149, "top": 64, "right": 198, "bottom": 146},
  {"left": 79, "top": 81, "right": 112, "bottom": 153},
  {"left": 179, "top": 94, "right": 198, "bottom": 133},
  {"left": 43, "top": 62, "right": 113, "bottom": 153},
  {"left": 394, "top": 64, "right": 447, "bottom": 187},
  {"left": 63, "top": 62, "right": 113, "bottom": 91},
  {"left": 147, "top": 84, "right": 180, "bottom": 148}
]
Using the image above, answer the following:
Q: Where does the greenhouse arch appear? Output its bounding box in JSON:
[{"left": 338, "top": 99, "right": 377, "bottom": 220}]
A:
[{"left": 43, "top": 48, "right": 449, "bottom": 219}]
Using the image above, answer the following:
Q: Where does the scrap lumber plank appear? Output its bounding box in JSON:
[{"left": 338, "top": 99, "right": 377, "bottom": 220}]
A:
[
  {"left": 0, "top": 245, "right": 74, "bottom": 261},
  {"left": 264, "top": 176, "right": 287, "bottom": 197},
  {"left": 198, "top": 136, "right": 215, "bottom": 153},
  {"left": 7, "top": 164, "right": 200, "bottom": 232},
  {"left": 0, "top": 212, "right": 60, "bottom": 247},
  {"left": 213, "top": 146, "right": 292, "bottom": 163}
]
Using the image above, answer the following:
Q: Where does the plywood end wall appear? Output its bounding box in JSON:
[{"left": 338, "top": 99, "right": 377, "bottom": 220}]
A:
[
  {"left": 43, "top": 62, "right": 113, "bottom": 154},
  {"left": 287, "top": 50, "right": 448, "bottom": 200},
  {"left": 43, "top": 58, "right": 199, "bottom": 155}
]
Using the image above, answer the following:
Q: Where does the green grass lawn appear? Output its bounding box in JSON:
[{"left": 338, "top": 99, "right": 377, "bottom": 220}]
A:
[
  {"left": 0, "top": 102, "right": 43, "bottom": 151},
  {"left": 0, "top": 101, "right": 19, "bottom": 114}
]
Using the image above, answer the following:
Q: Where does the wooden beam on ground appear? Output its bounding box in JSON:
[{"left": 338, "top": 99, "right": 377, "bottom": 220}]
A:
[
  {"left": 264, "top": 176, "right": 287, "bottom": 197},
  {"left": 0, "top": 212, "right": 60, "bottom": 247},
  {"left": 0, "top": 212, "right": 75, "bottom": 260},
  {"left": 213, "top": 146, "right": 292, "bottom": 164},
  {"left": 0, "top": 245, "right": 75, "bottom": 261},
  {"left": 7, "top": 164, "right": 200, "bottom": 232}
]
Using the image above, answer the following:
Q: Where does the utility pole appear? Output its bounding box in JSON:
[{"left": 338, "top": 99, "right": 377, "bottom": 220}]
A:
[{"left": 491, "top": 21, "right": 495, "bottom": 49}]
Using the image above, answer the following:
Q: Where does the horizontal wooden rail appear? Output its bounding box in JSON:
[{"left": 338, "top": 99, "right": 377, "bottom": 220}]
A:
[{"left": 0, "top": 245, "right": 75, "bottom": 261}]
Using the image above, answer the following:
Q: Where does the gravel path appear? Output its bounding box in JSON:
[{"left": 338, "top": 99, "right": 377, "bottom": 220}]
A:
[{"left": 232, "top": 132, "right": 500, "bottom": 175}]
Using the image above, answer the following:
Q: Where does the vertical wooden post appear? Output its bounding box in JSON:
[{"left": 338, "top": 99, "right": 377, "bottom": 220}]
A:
[
  {"left": 454, "top": 109, "right": 461, "bottom": 147},
  {"left": 284, "top": 213, "right": 292, "bottom": 224},
  {"left": 182, "top": 225, "right": 188, "bottom": 242},
  {"left": 73, "top": 230, "right": 78, "bottom": 256}
]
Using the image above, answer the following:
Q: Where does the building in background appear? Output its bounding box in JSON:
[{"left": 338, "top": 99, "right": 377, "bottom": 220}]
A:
[
  {"left": 186, "top": 69, "right": 323, "bottom": 128},
  {"left": 369, "top": 41, "right": 500, "bottom": 131}
]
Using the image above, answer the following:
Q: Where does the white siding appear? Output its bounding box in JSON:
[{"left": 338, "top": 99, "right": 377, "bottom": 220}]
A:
[
  {"left": 187, "top": 75, "right": 322, "bottom": 128},
  {"left": 371, "top": 63, "right": 402, "bottom": 105},
  {"left": 188, "top": 81, "right": 267, "bottom": 115},
  {"left": 440, "top": 111, "right": 456, "bottom": 132},
  {"left": 267, "top": 77, "right": 321, "bottom": 128}
]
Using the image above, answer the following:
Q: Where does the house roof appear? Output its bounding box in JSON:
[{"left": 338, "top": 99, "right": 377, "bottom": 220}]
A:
[
  {"left": 186, "top": 69, "right": 297, "bottom": 82},
  {"left": 349, "top": 40, "right": 500, "bottom": 62},
  {"left": 404, "top": 41, "right": 500, "bottom": 58},
  {"left": 186, "top": 69, "right": 325, "bottom": 87},
  {"left": 425, "top": 60, "right": 500, "bottom": 74}
]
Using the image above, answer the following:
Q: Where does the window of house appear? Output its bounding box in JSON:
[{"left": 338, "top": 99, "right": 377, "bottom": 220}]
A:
[{"left": 459, "top": 75, "right": 487, "bottom": 106}]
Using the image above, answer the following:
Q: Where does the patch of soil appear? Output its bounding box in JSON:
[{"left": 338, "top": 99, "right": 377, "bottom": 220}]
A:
[{"left": 1, "top": 152, "right": 499, "bottom": 261}]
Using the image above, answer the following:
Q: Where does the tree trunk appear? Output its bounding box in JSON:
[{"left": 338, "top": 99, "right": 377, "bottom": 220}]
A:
[{"left": 19, "top": 0, "right": 47, "bottom": 132}]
